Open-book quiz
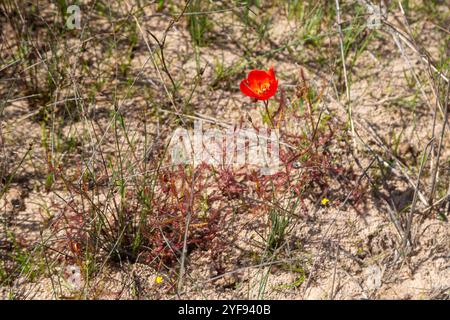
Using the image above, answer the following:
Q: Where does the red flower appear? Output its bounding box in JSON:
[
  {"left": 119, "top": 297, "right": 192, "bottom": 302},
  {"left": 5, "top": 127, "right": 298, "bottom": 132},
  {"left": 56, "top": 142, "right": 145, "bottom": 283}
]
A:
[{"left": 240, "top": 67, "right": 278, "bottom": 101}]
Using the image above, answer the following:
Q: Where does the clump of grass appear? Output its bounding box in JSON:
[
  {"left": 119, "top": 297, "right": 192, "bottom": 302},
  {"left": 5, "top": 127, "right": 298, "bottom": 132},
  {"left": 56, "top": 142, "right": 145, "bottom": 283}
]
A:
[
  {"left": 267, "top": 210, "right": 289, "bottom": 252},
  {"left": 187, "top": 0, "right": 212, "bottom": 47}
]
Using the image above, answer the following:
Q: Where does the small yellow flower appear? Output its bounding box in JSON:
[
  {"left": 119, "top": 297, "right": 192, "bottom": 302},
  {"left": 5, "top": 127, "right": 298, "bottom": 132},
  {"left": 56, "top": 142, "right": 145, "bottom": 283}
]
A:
[
  {"left": 321, "top": 198, "right": 330, "bottom": 206},
  {"left": 155, "top": 276, "right": 164, "bottom": 284}
]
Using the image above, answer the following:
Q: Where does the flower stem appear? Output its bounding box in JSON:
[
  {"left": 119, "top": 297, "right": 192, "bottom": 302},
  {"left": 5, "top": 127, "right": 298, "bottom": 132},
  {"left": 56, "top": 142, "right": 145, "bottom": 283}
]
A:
[{"left": 264, "top": 100, "right": 275, "bottom": 129}]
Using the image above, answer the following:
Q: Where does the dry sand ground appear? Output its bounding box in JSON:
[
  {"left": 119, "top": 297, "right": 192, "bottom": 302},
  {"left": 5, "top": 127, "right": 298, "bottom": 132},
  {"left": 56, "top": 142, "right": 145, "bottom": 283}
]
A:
[{"left": 0, "top": 1, "right": 449, "bottom": 299}]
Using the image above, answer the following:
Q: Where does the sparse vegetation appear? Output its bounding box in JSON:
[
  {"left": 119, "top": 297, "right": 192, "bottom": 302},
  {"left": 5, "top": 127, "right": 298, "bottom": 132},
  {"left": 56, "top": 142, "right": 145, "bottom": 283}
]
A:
[{"left": 0, "top": 0, "right": 449, "bottom": 300}]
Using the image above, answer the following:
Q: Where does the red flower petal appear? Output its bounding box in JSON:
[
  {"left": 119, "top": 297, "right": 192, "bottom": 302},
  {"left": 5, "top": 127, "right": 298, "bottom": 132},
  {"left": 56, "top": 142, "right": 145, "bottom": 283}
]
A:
[
  {"left": 247, "top": 69, "right": 270, "bottom": 83},
  {"left": 240, "top": 79, "right": 258, "bottom": 98},
  {"left": 267, "top": 66, "right": 275, "bottom": 80}
]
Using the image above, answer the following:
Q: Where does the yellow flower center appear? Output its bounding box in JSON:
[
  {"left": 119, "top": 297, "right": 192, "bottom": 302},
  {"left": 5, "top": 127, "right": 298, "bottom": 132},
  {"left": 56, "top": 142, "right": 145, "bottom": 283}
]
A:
[{"left": 255, "top": 82, "right": 270, "bottom": 95}]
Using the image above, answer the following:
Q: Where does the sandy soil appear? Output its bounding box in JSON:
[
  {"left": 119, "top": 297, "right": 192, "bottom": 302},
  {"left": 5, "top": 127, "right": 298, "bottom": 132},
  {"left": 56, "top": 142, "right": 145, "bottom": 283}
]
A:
[{"left": 0, "top": 0, "right": 448, "bottom": 300}]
